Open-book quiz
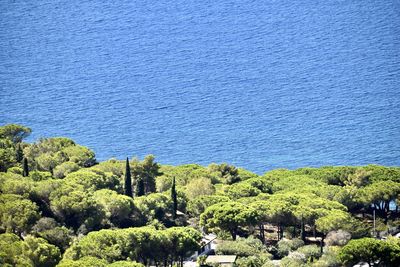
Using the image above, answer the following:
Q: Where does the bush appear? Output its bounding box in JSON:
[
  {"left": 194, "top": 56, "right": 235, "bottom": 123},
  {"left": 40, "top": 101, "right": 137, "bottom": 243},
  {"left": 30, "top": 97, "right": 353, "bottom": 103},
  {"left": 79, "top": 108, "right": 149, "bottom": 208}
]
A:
[
  {"left": 57, "top": 256, "right": 108, "bottom": 267},
  {"left": 313, "top": 246, "right": 341, "bottom": 267},
  {"left": 325, "top": 230, "right": 351, "bottom": 246},
  {"left": 296, "top": 245, "right": 321, "bottom": 262},
  {"left": 276, "top": 238, "right": 305, "bottom": 258},
  {"left": 216, "top": 236, "right": 269, "bottom": 257},
  {"left": 236, "top": 255, "right": 272, "bottom": 267},
  {"left": 280, "top": 256, "right": 306, "bottom": 267},
  {"left": 53, "top": 162, "right": 80, "bottom": 178},
  {"left": 109, "top": 261, "right": 145, "bottom": 267}
]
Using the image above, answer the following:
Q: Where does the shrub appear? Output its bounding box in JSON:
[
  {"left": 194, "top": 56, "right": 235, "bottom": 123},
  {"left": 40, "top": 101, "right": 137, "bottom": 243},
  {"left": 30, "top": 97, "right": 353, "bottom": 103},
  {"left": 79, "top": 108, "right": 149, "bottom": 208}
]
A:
[
  {"left": 325, "top": 230, "right": 351, "bottom": 246},
  {"left": 277, "top": 238, "right": 305, "bottom": 258},
  {"left": 296, "top": 245, "right": 322, "bottom": 262}
]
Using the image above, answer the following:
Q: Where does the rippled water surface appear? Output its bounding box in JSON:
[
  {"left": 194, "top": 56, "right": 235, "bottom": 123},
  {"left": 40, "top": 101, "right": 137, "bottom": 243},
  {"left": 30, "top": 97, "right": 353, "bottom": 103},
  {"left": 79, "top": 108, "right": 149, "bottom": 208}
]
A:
[{"left": 1, "top": 1, "right": 399, "bottom": 173}]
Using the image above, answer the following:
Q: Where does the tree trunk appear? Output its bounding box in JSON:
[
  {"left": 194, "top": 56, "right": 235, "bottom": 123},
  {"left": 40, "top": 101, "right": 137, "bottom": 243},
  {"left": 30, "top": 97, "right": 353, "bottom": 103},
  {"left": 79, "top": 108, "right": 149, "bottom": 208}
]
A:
[
  {"left": 277, "top": 223, "right": 280, "bottom": 240},
  {"left": 300, "top": 219, "right": 305, "bottom": 241},
  {"left": 259, "top": 223, "right": 265, "bottom": 243},
  {"left": 230, "top": 228, "right": 237, "bottom": 240},
  {"left": 320, "top": 236, "right": 324, "bottom": 254}
]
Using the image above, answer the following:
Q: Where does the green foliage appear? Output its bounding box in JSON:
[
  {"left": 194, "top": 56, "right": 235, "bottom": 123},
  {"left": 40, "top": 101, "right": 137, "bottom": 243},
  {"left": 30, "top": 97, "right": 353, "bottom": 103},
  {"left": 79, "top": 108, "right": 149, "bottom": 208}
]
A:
[
  {"left": 63, "top": 226, "right": 201, "bottom": 265},
  {"left": 237, "top": 168, "right": 259, "bottom": 181},
  {"left": 0, "top": 194, "right": 40, "bottom": 235},
  {"left": 57, "top": 256, "right": 108, "bottom": 267},
  {"left": 53, "top": 161, "right": 79, "bottom": 178},
  {"left": 93, "top": 189, "right": 135, "bottom": 227},
  {"left": 364, "top": 165, "right": 400, "bottom": 183},
  {"left": 135, "top": 177, "right": 145, "bottom": 197},
  {"left": 339, "top": 238, "right": 400, "bottom": 267},
  {"left": 3, "top": 125, "right": 400, "bottom": 266},
  {"left": 157, "top": 164, "right": 210, "bottom": 190},
  {"left": 0, "top": 124, "right": 32, "bottom": 143},
  {"left": 0, "top": 233, "right": 60, "bottom": 267},
  {"left": 358, "top": 180, "right": 400, "bottom": 215},
  {"left": 30, "top": 170, "right": 53, "bottom": 181},
  {"left": 227, "top": 182, "right": 261, "bottom": 199},
  {"left": 35, "top": 226, "right": 72, "bottom": 252},
  {"left": 0, "top": 173, "right": 33, "bottom": 196},
  {"left": 134, "top": 193, "right": 172, "bottom": 223},
  {"left": 0, "top": 124, "right": 31, "bottom": 171},
  {"left": 271, "top": 175, "right": 327, "bottom": 193},
  {"left": 236, "top": 255, "right": 272, "bottom": 267},
  {"left": 315, "top": 210, "right": 352, "bottom": 235},
  {"left": 64, "top": 169, "right": 120, "bottom": 191},
  {"left": 16, "top": 143, "right": 24, "bottom": 163},
  {"left": 296, "top": 244, "right": 322, "bottom": 261},
  {"left": 185, "top": 177, "right": 215, "bottom": 200},
  {"left": 187, "top": 195, "right": 230, "bottom": 217},
  {"left": 22, "top": 236, "right": 61, "bottom": 267},
  {"left": 200, "top": 201, "right": 259, "bottom": 240},
  {"left": 0, "top": 233, "right": 28, "bottom": 266},
  {"left": 108, "top": 261, "right": 145, "bottom": 267},
  {"left": 93, "top": 158, "right": 125, "bottom": 177},
  {"left": 23, "top": 137, "right": 96, "bottom": 172},
  {"left": 280, "top": 255, "right": 307, "bottom": 267},
  {"left": 23, "top": 157, "right": 29, "bottom": 177},
  {"left": 276, "top": 238, "right": 305, "bottom": 257},
  {"left": 49, "top": 183, "right": 104, "bottom": 231},
  {"left": 242, "top": 177, "right": 273, "bottom": 193},
  {"left": 32, "top": 178, "right": 62, "bottom": 204},
  {"left": 141, "top": 155, "right": 160, "bottom": 194},
  {"left": 124, "top": 157, "right": 133, "bottom": 197},
  {"left": 7, "top": 166, "right": 23, "bottom": 175},
  {"left": 216, "top": 236, "right": 271, "bottom": 258},
  {"left": 313, "top": 246, "right": 341, "bottom": 267},
  {"left": 208, "top": 163, "right": 241, "bottom": 184}
]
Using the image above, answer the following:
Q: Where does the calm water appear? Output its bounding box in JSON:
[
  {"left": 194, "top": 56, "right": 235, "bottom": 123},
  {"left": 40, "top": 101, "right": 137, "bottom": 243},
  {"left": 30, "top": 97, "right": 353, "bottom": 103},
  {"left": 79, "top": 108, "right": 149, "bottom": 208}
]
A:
[{"left": 1, "top": 1, "right": 400, "bottom": 174}]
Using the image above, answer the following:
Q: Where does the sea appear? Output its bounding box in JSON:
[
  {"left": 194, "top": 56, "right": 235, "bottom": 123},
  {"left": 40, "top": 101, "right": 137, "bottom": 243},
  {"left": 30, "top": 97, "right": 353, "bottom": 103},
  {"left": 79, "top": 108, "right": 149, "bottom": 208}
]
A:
[{"left": 1, "top": 0, "right": 399, "bottom": 174}]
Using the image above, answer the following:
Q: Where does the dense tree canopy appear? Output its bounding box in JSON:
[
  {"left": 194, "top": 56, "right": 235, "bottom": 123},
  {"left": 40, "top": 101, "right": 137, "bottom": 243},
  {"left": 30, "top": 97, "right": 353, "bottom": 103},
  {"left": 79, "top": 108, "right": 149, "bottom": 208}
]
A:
[
  {"left": 339, "top": 237, "right": 400, "bottom": 267},
  {"left": 200, "top": 201, "right": 259, "bottom": 240},
  {"left": 1, "top": 124, "right": 400, "bottom": 266}
]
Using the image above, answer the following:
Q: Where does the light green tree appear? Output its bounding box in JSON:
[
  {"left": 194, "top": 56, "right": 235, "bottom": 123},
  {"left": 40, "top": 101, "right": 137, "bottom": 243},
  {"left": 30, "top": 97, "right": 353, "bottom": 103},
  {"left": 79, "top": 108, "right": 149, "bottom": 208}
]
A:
[{"left": 200, "top": 201, "right": 258, "bottom": 240}]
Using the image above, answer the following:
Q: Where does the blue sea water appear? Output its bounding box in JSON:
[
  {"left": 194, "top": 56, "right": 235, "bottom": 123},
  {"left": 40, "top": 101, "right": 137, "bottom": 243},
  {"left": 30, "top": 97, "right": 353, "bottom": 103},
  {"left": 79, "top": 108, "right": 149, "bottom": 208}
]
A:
[{"left": 1, "top": 1, "right": 399, "bottom": 174}]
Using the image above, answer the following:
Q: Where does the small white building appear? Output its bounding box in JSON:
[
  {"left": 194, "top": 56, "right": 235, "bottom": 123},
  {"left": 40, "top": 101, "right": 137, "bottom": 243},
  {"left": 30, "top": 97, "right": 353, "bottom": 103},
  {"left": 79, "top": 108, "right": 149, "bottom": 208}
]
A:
[{"left": 190, "top": 233, "right": 217, "bottom": 259}]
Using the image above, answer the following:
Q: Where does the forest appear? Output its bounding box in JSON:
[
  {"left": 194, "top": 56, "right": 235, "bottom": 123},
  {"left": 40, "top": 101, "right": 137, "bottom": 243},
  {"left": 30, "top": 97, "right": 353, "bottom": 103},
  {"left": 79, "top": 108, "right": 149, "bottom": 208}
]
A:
[{"left": 0, "top": 124, "right": 399, "bottom": 267}]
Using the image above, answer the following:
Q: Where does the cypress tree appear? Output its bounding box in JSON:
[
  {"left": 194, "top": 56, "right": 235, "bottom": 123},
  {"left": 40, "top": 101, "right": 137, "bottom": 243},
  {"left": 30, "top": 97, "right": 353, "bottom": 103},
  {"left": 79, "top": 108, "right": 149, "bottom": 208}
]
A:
[
  {"left": 22, "top": 157, "right": 29, "bottom": 177},
  {"left": 135, "top": 177, "right": 145, "bottom": 197},
  {"left": 15, "top": 143, "right": 24, "bottom": 163},
  {"left": 171, "top": 176, "right": 178, "bottom": 219},
  {"left": 124, "top": 157, "right": 133, "bottom": 198}
]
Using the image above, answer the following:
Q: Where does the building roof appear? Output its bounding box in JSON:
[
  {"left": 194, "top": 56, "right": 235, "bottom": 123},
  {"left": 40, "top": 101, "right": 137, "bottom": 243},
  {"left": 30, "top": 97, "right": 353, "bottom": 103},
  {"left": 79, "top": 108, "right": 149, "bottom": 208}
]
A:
[
  {"left": 201, "top": 233, "right": 217, "bottom": 246},
  {"left": 205, "top": 255, "right": 237, "bottom": 263}
]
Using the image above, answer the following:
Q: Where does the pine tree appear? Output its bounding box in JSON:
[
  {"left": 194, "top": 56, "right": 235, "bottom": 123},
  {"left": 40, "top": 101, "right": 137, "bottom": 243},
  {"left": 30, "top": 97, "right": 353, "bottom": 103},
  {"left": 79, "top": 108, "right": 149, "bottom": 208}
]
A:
[
  {"left": 124, "top": 157, "right": 133, "bottom": 198},
  {"left": 22, "top": 157, "right": 29, "bottom": 177},
  {"left": 135, "top": 177, "right": 145, "bottom": 197},
  {"left": 171, "top": 176, "right": 178, "bottom": 219},
  {"left": 15, "top": 143, "right": 24, "bottom": 163},
  {"left": 142, "top": 155, "right": 159, "bottom": 194}
]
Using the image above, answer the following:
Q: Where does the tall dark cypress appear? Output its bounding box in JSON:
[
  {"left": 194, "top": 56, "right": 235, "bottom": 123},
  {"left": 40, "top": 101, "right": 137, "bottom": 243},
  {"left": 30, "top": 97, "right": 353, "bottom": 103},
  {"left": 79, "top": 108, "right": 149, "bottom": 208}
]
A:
[
  {"left": 16, "top": 143, "right": 24, "bottom": 163},
  {"left": 22, "top": 157, "right": 29, "bottom": 177},
  {"left": 124, "top": 157, "right": 133, "bottom": 197},
  {"left": 135, "top": 177, "right": 145, "bottom": 197},
  {"left": 171, "top": 176, "right": 178, "bottom": 218}
]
